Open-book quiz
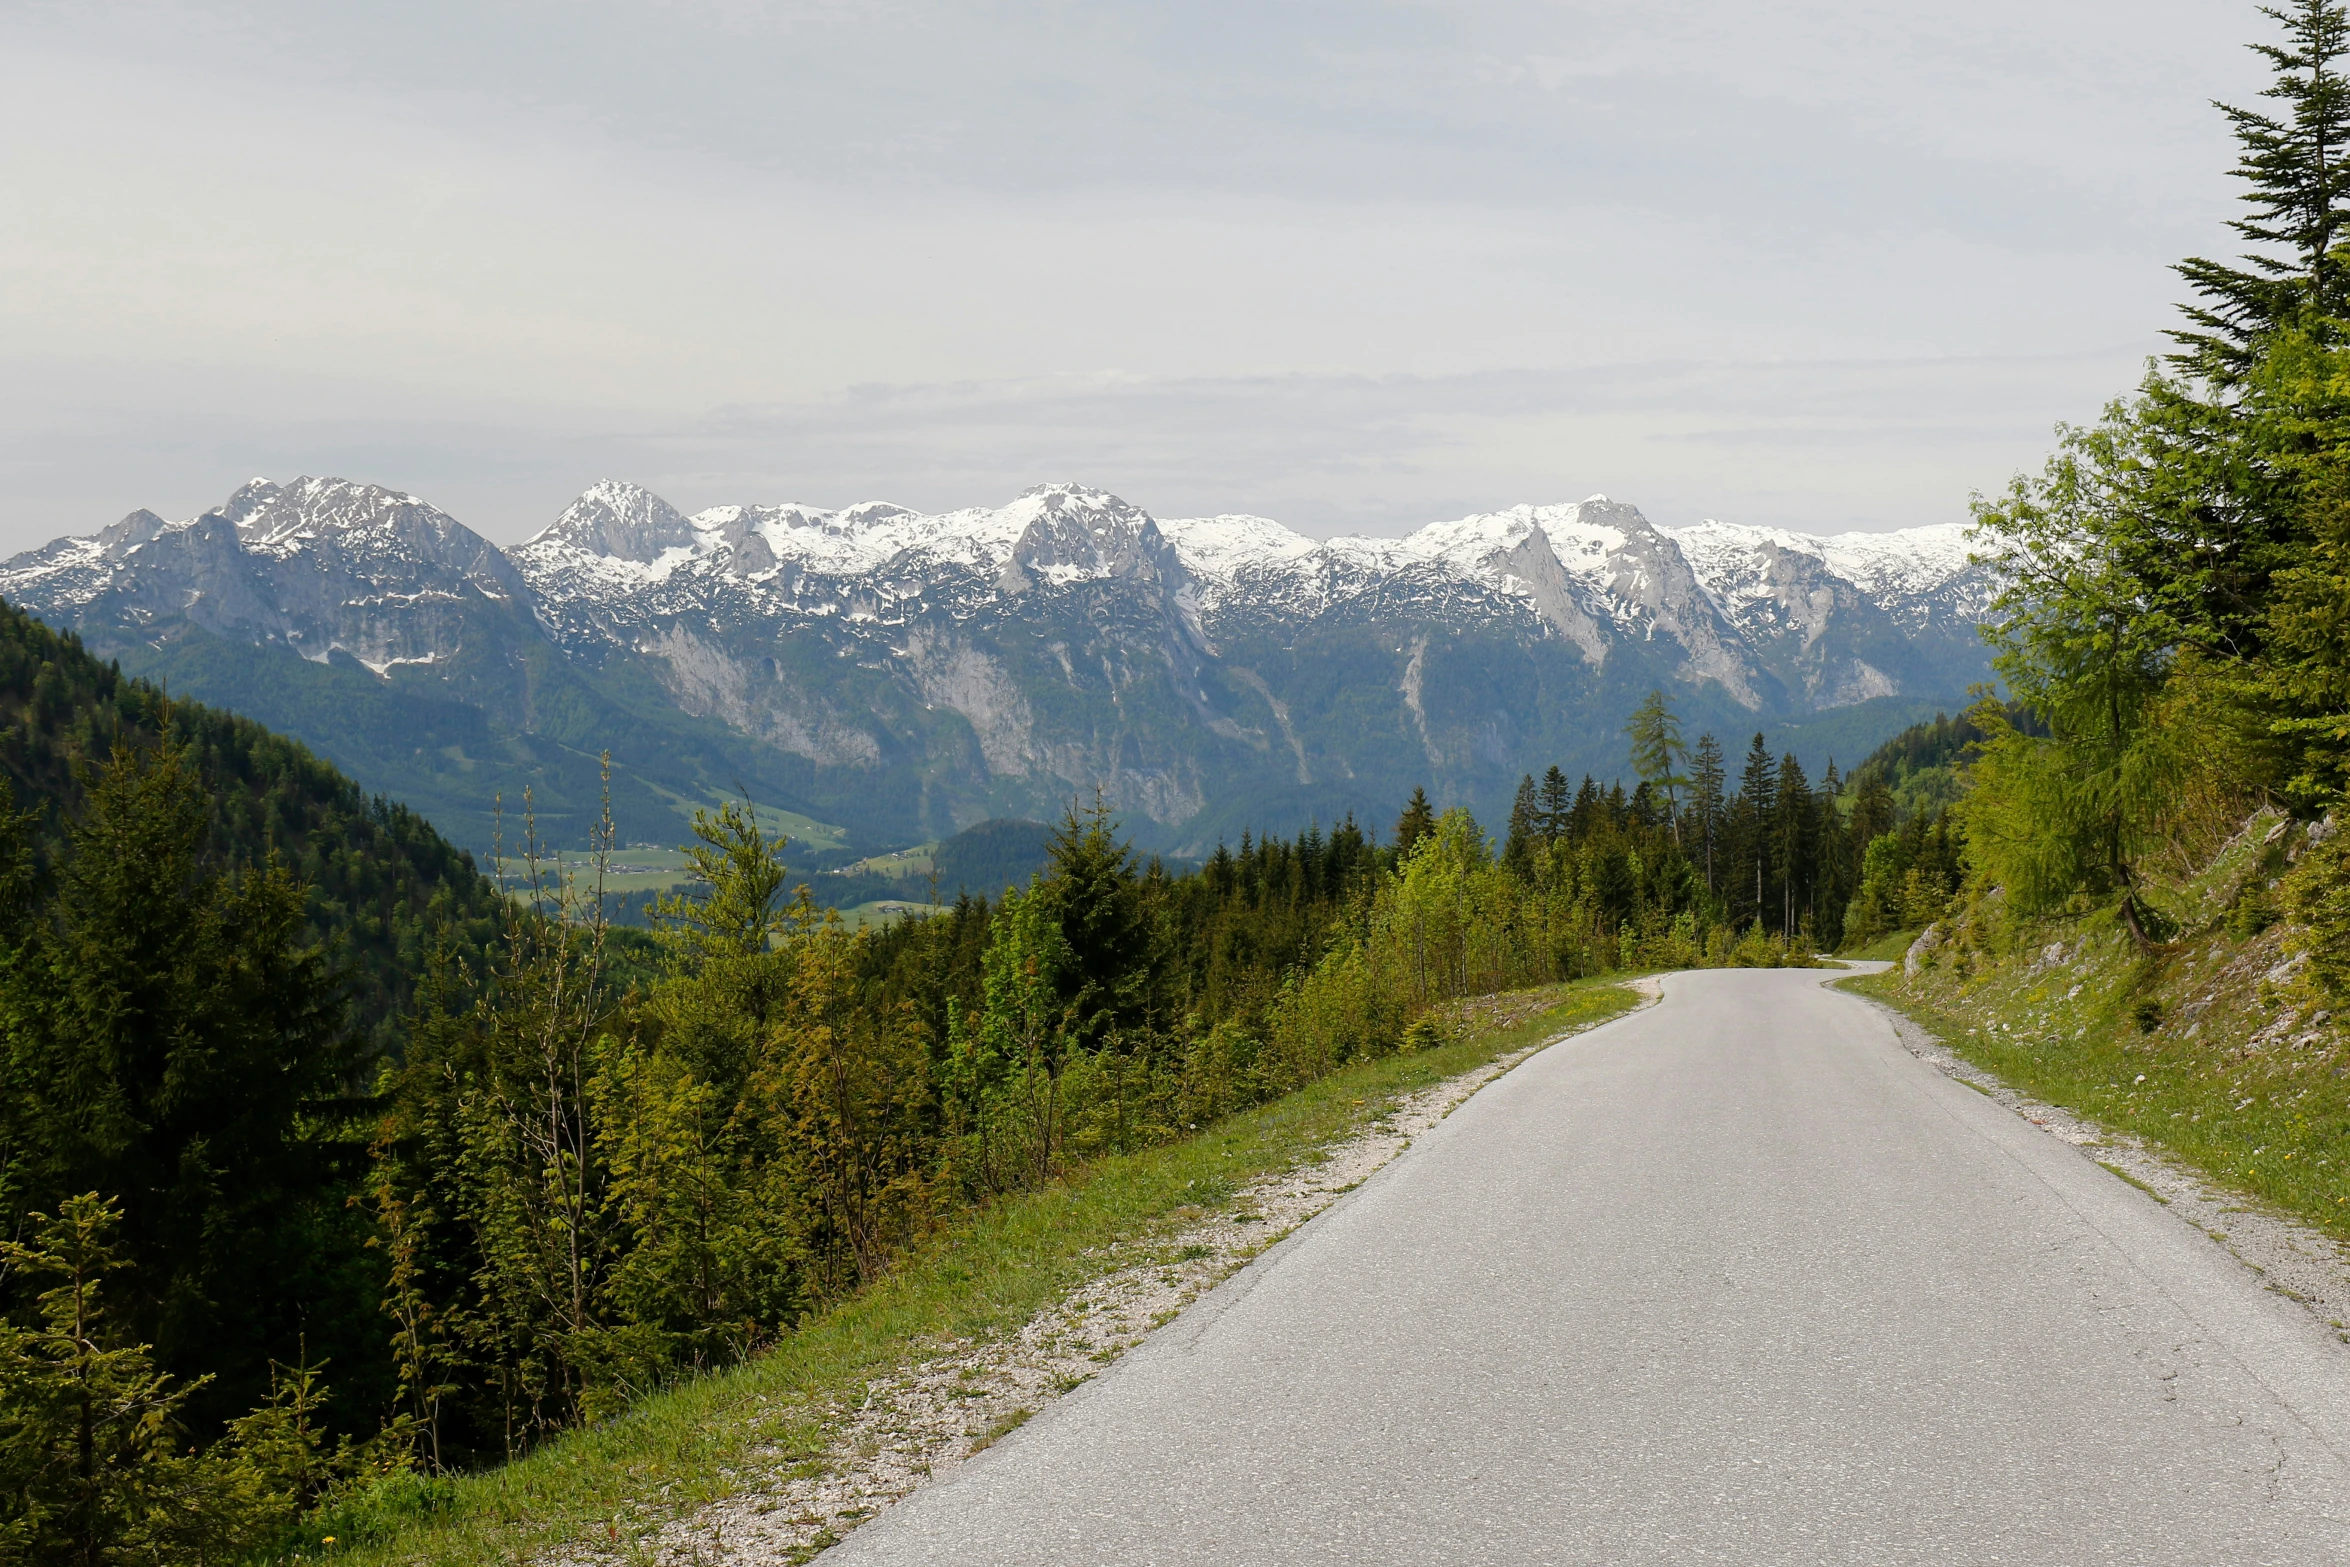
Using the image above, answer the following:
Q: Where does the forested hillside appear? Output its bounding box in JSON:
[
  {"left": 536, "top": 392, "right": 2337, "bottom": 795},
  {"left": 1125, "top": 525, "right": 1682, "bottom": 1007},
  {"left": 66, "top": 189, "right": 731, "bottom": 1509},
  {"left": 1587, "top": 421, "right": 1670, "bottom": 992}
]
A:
[
  {"left": 0, "top": 601, "right": 511, "bottom": 1562},
  {"left": 0, "top": 602, "right": 504, "bottom": 1047}
]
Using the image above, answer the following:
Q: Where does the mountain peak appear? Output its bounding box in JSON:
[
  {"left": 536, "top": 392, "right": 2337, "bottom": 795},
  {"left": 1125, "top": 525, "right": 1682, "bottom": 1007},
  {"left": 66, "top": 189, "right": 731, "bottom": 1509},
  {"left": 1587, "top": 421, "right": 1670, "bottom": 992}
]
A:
[
  {"left": 215, "top": 477, "right": 457, "bottom": 550},
  {"left": 998, "top": 483, "right": 1176, "bottom": 591},
  {"left": 1016, "top": 480, "right": 1125, "bottom": 504},
  {"left": 538, "top": 480, "right": 695, "bottom": 563},
  {"left": 98, "top": 508, "right": 170, "bottom": 559},
  {"left": 218, "top": 478, "right": 283, "bottom": 529}
]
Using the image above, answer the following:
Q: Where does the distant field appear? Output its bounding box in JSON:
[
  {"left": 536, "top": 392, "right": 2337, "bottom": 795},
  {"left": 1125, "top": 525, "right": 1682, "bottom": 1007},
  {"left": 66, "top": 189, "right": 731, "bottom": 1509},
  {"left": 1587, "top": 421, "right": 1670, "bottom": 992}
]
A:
[
  {"left": 491, "top": 845, "right": 703, "bottom": 918},
  {"left": 493, "top": 815, "right": 1048, "bottom": 922},
  {"left": 838, "top": 842, "right": 942, "bottom": 879},
  {"left": 838, "top": 898, "right": 945, "bottom": 930}
]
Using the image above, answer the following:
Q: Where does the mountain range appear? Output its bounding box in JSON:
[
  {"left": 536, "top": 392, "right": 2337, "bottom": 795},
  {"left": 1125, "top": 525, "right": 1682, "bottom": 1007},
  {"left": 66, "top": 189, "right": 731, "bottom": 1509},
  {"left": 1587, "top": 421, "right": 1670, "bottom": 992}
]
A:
[{"left": 0, "top": 477, "right": 1992, "bottom": 860}]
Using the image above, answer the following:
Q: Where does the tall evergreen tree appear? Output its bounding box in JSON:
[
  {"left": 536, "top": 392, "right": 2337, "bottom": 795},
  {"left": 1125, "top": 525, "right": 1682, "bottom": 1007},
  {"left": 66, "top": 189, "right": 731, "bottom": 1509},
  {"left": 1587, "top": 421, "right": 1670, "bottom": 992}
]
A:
[
  {"left": 1393, "top": 788, "right": 1436, "bottom": 861},
  {"left": 1537, "top": 766, "right": 1572, "bottom": 846},
  {"left": 2173, "top": 0, "right": 2350, "bottom": 385},
  {"left": 1502, "top": 775, "right": 1539, "bottom": 882},
  {"left": 1624, "top": 690, "right": 1690, "bottom": 827},
  {"left": 1731, "top": 734, "right": 1779, "bottom": 929},
  {"left": 1688, "top": 733, "right": 1726, "bottom": 895},
  {"left": 1568, "top": 776, "right": 1603, "bottom": 842},
  {"left": 22, "top": 729, "right": 354, "bottom": 1430},
  {"left": 1848, "top": 769, "right": 1896, "bottom": 863},
  {"left": 1773, "top": 753, "right": 1814, "bottom": 939},
  {"left": 1036, "top": 794, "right": 1153, "bottom": 1048}
]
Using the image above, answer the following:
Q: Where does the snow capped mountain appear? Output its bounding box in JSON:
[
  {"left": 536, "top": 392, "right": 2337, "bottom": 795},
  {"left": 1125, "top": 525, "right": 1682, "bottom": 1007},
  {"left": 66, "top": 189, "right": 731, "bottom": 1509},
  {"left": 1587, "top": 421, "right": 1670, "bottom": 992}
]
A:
[
  {"left": 0, "top": 476, "right": 526, "bottom": 679},
  {"left": 540, "top": 478, "right": 699, "bottom": 564},
  {"left": 0, "top": 475, "right": 1992, "bottom": 848},
  {"left": 1666, "top": 518, "right": 1986, "bottom": 629},
  {"left": 504, "top": 478, "right": 1985, "bottom": 688}
]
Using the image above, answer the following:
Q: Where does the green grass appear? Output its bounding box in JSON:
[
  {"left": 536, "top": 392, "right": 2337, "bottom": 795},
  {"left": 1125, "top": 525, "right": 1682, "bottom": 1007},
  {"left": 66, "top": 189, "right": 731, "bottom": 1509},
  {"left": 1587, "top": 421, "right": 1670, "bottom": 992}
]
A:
[
  {"left": 636, "top": 781, "right": 853, "bottom": 856},
  {"left": 495, "top": 846, "right": 703, "bottom": 906},
  {"left": 321, "top": 977, "right": 1643, "bottom": 1566},
  {"left": 2099, "top": 1162, "right": 2165, "bottom": 1201},
  {"left": 734, "top": 800, "right": 851, "bottom": 855},
  {"left": 837, "top": 843, "right": 941, "bottom": 879},
  {"left": 1847, "top": 921, "right": 2350, "bottom": 1246},
  {"left": 1841, "top": 928, "right": 1921, "bottom": 962},
  {"left": 837, "top": 898, "right": 945, "bottom": 930}
]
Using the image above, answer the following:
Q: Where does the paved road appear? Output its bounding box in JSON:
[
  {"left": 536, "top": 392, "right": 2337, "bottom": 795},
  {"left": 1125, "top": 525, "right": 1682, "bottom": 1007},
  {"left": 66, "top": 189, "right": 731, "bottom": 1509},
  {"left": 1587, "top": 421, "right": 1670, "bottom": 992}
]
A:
[{"left": 832, "top": 968, "right": 2350, "bottom": 1565}]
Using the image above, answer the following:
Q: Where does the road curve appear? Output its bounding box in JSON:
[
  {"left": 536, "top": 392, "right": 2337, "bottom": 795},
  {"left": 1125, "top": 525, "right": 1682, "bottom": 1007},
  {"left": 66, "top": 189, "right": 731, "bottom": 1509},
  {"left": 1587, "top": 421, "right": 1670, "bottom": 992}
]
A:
[{"left": 829, "top": 968, "right": 2350, "bottom": 1565}]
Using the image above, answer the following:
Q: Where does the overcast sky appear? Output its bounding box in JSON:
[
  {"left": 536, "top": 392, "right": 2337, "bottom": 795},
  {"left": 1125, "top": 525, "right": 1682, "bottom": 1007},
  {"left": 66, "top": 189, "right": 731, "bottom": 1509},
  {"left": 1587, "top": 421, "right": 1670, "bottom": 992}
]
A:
[{"left": 0, "top": 1, "right": 2272, "bottom": 548}]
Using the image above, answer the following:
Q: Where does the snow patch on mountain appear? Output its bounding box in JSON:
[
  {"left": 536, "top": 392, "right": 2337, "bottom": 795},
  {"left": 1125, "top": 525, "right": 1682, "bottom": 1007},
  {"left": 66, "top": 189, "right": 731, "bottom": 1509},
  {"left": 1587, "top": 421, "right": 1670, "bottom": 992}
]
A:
[
  {"left": 1665, "top": 518, "right": 1984, "bottom": 615},
  {"left": 1153, "top": 514, "right": 1318, "bottom": 584}
]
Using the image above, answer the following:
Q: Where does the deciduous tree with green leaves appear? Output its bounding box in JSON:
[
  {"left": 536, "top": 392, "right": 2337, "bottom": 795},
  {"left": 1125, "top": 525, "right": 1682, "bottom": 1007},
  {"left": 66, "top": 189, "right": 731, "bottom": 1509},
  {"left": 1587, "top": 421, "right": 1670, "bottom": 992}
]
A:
[{"left": 1966, "top": 413, "right": 2208, "bottom": 946}]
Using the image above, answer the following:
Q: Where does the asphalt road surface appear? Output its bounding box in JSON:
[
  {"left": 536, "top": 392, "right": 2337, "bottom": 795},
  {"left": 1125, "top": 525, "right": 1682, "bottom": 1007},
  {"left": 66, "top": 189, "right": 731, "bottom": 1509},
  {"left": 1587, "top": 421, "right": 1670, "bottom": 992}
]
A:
[{"left": 830, "top": 968, "right": 2350, "bottom": 1565}]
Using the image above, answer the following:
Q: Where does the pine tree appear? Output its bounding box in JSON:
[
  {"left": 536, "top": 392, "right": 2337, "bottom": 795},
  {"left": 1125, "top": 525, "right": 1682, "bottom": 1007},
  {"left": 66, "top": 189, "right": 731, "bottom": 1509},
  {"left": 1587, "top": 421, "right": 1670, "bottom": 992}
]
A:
[
  {"left": 0, "top": 1194, "right": 349, "bottom": 1565},
  {"left": 1725, "top": 735, "right": 1779, "bottom": 931},
  {"left": 1036, "top": 793, "right": 1151, "bottom": 1050},
  {"left": 1537, "top": 766, "right": 1572, "bottom": 846},
  {"left": 1773, "top": 753, "right": 1814, "bottom": 940},
  {"left": 1568, "top": 776, "right": 1602, "bottom": 844},
  {"left": 1848, "top": 769, "right": 1896, "bottom": 864},
  {"left": 1688, "top": 734, "right": 1726, "bottom": 895},
  {"left": 2173, "top": 0, "right": 2350, "bottom": 385},
  {"left": 1392, "top": 788, "right": 1436, "bottom": 861},
  {"left": 0, "top": 1194, "right": 209, "bottom": 1565},
  {"left": 27, "top": 726, "right": 354, "bottom": 1431},
  {"left": 1502, "top": 775, "right": 1539, "bottom": 882}
]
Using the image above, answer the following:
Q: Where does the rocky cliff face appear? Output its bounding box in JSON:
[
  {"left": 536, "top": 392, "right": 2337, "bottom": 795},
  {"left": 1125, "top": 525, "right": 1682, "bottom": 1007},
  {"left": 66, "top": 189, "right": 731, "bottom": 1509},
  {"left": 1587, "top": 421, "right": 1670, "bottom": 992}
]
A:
[{"left": 0, "top": 477, "right": 1991, "bottom": 853}]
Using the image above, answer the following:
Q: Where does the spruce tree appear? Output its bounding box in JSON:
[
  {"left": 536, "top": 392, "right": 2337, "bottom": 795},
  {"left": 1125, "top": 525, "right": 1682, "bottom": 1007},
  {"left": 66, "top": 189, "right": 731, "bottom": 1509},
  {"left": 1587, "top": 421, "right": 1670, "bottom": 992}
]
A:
[
  {"left": 2173, "top": 0, "right": 2350, "bottom": 385},
  {"left": 1688, "top": 734, "right": 1726, "bottom": 895},
  {"left": 1569, "top": 776, "right": 1602, "bottom": 843},
  {"left": 0, "top": 1195, "right": 241, "bottom": 1566},
  {"left": 28, "top": 729, "right": 352, "bottom": 1431},
  {"left": 1851, "top": 769, "right": 1895, "bottom": 846},
  {"left": 1773, "top": 753, "right": 1814, "bottom": 940},
  {"left": 1537, "top": 766, "right": 1572, "bottom": 846},
  {"left": 1732, "top": 734, "right": 1779, "bottom": 930},
  {"left": 1502, "top": 775, "right": 1540, "bottom": 882},
  {"left": 1392, "top": 788, "right": 1436, "bottom": 861}
]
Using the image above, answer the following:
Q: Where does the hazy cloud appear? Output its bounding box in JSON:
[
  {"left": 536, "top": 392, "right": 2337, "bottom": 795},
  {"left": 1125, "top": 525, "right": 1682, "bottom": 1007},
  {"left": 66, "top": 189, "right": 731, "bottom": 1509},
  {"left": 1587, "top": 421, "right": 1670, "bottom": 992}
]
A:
[{"left": 0, "top": 1, "right": 2271, "bottom": 547}]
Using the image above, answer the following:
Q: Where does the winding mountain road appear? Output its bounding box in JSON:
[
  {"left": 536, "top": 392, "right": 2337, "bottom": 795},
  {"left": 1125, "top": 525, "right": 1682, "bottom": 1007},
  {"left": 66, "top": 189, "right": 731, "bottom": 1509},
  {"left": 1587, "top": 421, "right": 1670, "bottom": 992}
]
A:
[{"left": 831, "top": 968, "right": 2350, "bottom": 1565}]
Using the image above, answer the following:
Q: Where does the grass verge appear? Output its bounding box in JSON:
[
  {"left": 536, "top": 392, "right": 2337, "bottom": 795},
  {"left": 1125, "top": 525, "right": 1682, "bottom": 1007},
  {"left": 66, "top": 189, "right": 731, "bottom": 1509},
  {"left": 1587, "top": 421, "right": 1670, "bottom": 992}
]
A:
[
  {"left": 326, "top": 977, "right": 1643, "bottom": 1566},
  {"left": 1840, "top": 928, "right": 1921, "bottom": 963},
  {"left": 1844, "top": 946, "right": 2350, "bottom": 1246}
]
